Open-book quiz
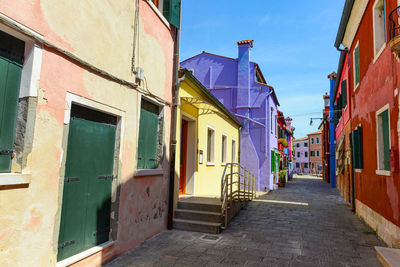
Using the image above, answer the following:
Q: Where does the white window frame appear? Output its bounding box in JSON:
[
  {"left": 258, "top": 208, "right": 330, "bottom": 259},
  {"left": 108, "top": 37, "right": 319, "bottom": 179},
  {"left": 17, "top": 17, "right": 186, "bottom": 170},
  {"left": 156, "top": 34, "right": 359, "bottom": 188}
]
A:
[
  {"left": 375, "top": 104, "right": 391, "bottom": 176},
  {"left": 206, "top": 126, "right": 215, "bottom": 165},
  {"left": 372, "top": 0, "right": 386, "bottom": 62},
  {"left": 231, "top": 139, "right": 236, "bottom": 163},
  {"left": 221, "top": 133, "right": 227, "bottom": 165},
  {"left": 353, "top": 41, "right": 360, "bottom": 91},
  {"left": 0, "top": 18, "right": 44, "bottom": 186},
  {"left": 146, "top": 0, "right": 171, "bottom": 29}
]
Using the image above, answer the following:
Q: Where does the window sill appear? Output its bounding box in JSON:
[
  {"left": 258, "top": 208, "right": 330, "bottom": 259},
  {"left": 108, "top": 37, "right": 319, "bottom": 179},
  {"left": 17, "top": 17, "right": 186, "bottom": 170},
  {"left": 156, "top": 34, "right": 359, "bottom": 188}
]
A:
[
  {"left": 56, "top": 241, "right": 115, "bottom": 267},
  {"left": 354, "top": 169, "right": 362, "bottom": 173},
  {"left": 353, "top": 83, "right": 360, "bottom": 92},
  {"left": 373, "top": 43, "right": 386, "bottom": 64},
  {"left": 376, "top": 169, "right": 391, "bottom": 176},
  {"left": 146, "top": 0, "right": 171, "bottom": 29},
  {"left": 0, "top": 173, "right": 31, "bottom": 186},
  {"left": 135, "top": 169, "right": 164, "bottom": 177},
  {"left": 206, "top": 162, "right": 215, "bottom": 166}
]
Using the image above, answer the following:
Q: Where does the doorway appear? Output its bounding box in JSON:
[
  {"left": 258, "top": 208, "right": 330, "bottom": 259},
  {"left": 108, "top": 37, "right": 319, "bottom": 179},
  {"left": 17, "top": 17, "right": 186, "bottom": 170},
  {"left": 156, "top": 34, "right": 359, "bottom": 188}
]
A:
[
  {"left": 57, "top": 105, "right": 117, "bottom": 261},
  {"left": 179, "top": 116, "right": 196, "bottom": 196}
]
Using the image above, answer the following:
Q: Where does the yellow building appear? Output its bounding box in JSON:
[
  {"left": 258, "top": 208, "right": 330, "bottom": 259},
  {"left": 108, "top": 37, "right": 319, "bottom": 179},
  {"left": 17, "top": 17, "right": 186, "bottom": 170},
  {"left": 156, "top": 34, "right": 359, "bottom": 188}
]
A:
[{"left": 175, "top": 69, "right": 241, "bottom": 198}]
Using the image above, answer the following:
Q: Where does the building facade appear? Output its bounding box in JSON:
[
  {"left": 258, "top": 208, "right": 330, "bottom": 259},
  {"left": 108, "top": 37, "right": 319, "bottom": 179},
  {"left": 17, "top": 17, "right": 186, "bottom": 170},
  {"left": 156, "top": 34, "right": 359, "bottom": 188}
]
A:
[
  {"left": 334, "top": 0, "right": 400, "bottom": 247},
  {"left": 320, "top": 92, "right": 331, "bottom": 184},
  {"left": 0, "top": 0, "right": 181, "bottom": 266},
  {"left": 293, "top": 137, "right": 309, "bottom": 174},
  {"left": 308, "top": 131, "right": 323, "bottom": 175},
  {"left": 174, "top": 68, "right": 241, "bottom": 197},
  {"left": 181, "top": 40, "right": 280, "bottom": 191}
]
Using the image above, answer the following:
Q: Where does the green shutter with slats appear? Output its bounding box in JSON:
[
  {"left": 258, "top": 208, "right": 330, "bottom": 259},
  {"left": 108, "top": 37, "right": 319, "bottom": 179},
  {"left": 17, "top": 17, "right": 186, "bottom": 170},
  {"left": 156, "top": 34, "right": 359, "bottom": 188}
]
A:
[
  {"left": 163, "top": 0, "right": 180, "bottom": 28},
  {"left": 0, "top": 32, "right": 24, "bottom": 172},
  {"left": 381, "top": 110, "right": 390, "bottom": 170},
  {"left": 354, "top": 46, "right": 360, "bottom": 85},
  {"left": 342, "top": 80, "right": 347, "bottom": 107},
  {"left": 271, "top": 150, "right": 275, "bottom": 172},
  {"left": 137, "top": 100, "right": 159, "bottom": 169}
]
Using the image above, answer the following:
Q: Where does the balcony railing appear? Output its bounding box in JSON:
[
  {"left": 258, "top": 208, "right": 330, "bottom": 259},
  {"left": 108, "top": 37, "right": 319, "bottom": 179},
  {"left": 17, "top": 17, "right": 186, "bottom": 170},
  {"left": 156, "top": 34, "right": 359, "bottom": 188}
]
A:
[{"left": 389, "top": 6, "right": 400, "bottom": 40}]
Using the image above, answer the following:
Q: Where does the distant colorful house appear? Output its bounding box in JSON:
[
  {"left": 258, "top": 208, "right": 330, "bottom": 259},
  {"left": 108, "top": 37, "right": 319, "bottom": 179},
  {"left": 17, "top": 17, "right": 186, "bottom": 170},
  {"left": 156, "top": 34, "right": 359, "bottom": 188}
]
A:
[
  {"left": 320, "top": 92, "right": 331, "bottom": 184},
  {"left": 181, "top": 40, "right": 280, "bottom": 191},
  {"left": 293, "top": 137, "right": 309, "bottom": 174},
  {"left": 308, "top": 131, "right": 323, "bottom": 175}
]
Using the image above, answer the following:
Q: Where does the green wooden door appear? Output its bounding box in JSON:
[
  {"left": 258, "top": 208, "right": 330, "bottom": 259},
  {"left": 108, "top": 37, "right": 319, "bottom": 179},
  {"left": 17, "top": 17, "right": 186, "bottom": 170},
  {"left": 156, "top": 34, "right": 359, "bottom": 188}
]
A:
[
  {"left": 0, "top": 56, "right": 23, "bottom": 172},
  {"left": 58, "top": 117, "right": 116, "bottom": 261}
]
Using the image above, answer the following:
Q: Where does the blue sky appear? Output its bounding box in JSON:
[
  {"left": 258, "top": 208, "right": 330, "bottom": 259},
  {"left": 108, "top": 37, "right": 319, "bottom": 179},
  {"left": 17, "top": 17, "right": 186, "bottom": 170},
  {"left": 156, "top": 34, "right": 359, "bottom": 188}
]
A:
[{"left": 180, "top": 0, "right": 346, "bottom": 139}]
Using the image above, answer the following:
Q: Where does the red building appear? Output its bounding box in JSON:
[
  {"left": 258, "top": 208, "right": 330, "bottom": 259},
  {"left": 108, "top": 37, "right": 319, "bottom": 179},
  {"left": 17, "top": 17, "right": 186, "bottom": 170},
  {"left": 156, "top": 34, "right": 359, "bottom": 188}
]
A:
[
  {"left": 334, "top": 0, "right": 400, "bottom": 247},
  {"left": 320, "top": 92, "right": 331, "bottom": 184}
]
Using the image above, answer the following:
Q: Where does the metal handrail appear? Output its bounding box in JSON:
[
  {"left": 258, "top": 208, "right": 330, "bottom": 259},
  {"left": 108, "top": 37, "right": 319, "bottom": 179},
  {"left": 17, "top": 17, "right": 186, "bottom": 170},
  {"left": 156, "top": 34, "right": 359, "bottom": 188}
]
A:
[
  {"left": 389, "top": 6, "right": 400, "bottom": 40},
  {"left": 220, "top": 163, "right": 256, "bottom": 228}
]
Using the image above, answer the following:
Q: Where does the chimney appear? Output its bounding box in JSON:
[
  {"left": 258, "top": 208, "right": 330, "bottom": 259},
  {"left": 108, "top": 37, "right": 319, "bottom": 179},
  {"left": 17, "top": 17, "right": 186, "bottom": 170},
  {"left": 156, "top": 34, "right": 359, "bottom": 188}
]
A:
[
  {"left": 323, "top": 93, "right": 330, "bottom": 108},
  {"left": 236, "top": 40, "right": 253, "bottom": 108}
]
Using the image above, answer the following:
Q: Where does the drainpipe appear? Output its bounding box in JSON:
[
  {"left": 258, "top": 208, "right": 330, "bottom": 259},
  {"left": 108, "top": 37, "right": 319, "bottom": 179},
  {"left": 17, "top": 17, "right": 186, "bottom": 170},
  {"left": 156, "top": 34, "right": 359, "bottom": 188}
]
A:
[
  {"left": 168, "top": 21, "right": 182, "bottom": 230},
  {"left": 329, "top": 74, "right": 337, "bottom": 188}
]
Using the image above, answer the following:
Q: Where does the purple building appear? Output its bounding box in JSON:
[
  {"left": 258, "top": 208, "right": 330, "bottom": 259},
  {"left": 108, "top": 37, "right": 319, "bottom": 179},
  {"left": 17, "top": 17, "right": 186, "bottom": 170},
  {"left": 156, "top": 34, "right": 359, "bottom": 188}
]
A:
[
  {"left": 181, "top": 40, "right": 280, "bottom": 191},
  {"left": 293, "top": 137, "right": 309, "bottom": 174}
]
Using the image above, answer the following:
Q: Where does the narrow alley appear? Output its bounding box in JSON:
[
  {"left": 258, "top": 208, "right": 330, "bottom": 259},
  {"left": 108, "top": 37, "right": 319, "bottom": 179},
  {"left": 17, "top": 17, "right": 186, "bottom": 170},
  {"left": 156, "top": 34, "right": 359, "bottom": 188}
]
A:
[{"left": 106, "top": 176, "right": 384, "bottom": 267}]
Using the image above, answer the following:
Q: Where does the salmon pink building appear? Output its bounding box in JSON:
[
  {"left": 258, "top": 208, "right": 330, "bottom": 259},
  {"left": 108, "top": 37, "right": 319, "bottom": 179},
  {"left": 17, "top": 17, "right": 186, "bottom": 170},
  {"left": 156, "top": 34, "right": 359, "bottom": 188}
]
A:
[{"left": 0, "top": 1, "right": 181, "bottom": 266}]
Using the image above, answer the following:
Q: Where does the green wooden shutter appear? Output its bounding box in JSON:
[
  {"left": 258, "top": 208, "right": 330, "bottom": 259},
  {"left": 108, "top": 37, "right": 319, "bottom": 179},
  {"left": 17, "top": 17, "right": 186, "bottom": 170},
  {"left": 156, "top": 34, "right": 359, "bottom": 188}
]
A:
[
  {"left": 341, "top": 80, "right": 347, "bottom": 107},
  {"left": 0, "top": 32, "right": 24, "bottom": 172},
  {"left": 354, "top": 46, "right": 360, "bottom": 85},
  {"left": 58, "top": 117, "right": 116, "bottom": 261},
  {"left": 358, "top": 126, "right": 363, "bottom": 169},
  {"left": 163, "top": 0, "right": 180, "bottom": 28},
  {"left": 137, "top": 100, "right": 159, "bottom": 169},
  {"left": 381, "top": 110, "right": 390, "bottom": 170},
  {"left": 271, "top": 150, "right": 275, "bottom": 172}
]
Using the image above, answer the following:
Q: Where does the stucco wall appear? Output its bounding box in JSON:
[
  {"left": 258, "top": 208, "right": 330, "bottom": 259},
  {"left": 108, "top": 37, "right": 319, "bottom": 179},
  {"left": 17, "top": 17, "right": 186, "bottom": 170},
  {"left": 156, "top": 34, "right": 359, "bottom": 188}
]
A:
[
  {"left": 0, "top": 1, "right": 175, "bottom": 266},
  {"left": 175, "top": 78, "right": 240, "bottom": 197}
]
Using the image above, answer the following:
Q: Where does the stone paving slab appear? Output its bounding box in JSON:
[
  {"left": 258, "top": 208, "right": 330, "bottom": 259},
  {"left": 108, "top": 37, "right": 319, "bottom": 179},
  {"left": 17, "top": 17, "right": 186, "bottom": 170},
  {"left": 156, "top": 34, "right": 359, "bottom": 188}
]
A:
[{"left": 106, "top": 176, "right": 385, "bottom": 267}]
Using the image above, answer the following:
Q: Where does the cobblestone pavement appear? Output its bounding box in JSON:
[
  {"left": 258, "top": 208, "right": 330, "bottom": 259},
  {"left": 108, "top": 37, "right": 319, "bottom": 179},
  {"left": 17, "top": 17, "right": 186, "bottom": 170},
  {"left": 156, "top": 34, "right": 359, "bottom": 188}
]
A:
[{"left": 106, "top": 176, "right": 385, "bottom": 267}]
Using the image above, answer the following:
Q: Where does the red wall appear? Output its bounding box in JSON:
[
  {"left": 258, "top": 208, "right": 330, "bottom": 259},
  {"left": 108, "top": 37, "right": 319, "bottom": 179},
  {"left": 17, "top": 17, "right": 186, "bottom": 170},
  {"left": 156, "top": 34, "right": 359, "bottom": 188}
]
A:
[{"left": 349, "top": 0, "right": 400, "bottom": 227}]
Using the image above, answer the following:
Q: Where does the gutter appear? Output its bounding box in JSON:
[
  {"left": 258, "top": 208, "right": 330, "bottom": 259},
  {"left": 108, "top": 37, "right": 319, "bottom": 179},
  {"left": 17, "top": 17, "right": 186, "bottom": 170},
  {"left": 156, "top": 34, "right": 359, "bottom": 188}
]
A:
[
  {"left": 333, "top": 51, "right": 347, "bottom": 98},
  {"left": 167, "top": 17, "right": 182, "bottom": 229},
  {"left": 334, "top": 0, "right": 355, "bottom": 50}
]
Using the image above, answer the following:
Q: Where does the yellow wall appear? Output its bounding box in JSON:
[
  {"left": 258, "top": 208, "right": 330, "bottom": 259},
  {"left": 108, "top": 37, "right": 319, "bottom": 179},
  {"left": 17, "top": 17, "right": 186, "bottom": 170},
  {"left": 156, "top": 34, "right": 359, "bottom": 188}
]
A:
[{"left": 175, "top": 77, "right": 240, "bottom": 197}]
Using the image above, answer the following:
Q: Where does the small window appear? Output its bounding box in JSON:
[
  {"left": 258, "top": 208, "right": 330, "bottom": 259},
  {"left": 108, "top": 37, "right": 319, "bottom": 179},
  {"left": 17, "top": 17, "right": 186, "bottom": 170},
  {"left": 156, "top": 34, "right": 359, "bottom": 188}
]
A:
[
  {"left": 296, "top": 143, "right": 300, "bottom": 148},
  {"left": 305, "top": 151, "right": 308, "bottom": 157},
  {"left": 376, "top": 107, "right": 390, "bottom": 171},
  {"left": 304, "top": 163, "right": 308, "bottom": 168},
  {"left": 297, "top": 152, "right": 300, "bottom": 157},
  {"left": 137, "top": 99, "right": 162, "bottom": 169},
  {"left": 304, "top": 142, "right": 308, "bottom": 147},
  {"left": 317, "top": 151, "right": 320, "bottom": 157},
  {"left": 311, "top": 151, "right": 315, "bottom": 157},
  {"left": 373, "top": 0, "right": 386, "bottom": 56},
  {"left": 311, "top": 138, "right": 314, "bottom": 144},
  {"left": 231, "top": 139, "right": 236, "bottom": 163},
  {"left": 296, "top": 162, "right": 300, "bottom": 168},
  {"left": 352, "top": 125, "right": 363, "bottom": 169},
  {"left": 221, "top": 134, "right": 227, "bottom": 164},
  {"left": 316, "top": 137, "right": 319, "bottom": 144},
  {"left": 353, "top": 43, "right": 360, "bottom": 87},
  {"left": 149, "top": 0, "right": 181, "bottom": 28},
  {"left": 270, "top": 108, "right": 273, "bottom": 132},
  {"left": 207, "top": 127, "right": 215, "bottom": 163}
]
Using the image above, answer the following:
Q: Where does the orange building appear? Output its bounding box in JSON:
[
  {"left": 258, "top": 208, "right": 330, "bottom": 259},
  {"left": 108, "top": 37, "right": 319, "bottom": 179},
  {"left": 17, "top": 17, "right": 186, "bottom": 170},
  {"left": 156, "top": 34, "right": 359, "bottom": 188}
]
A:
[{"left": 308, "top": 131, "right": 323, "bottom": 175}]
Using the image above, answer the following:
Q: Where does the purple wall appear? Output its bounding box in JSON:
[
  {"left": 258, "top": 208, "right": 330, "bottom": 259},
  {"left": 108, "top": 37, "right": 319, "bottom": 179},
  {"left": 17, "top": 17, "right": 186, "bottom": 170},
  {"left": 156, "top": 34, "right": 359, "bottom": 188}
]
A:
[{"left": 181, "top": 41, "right": 279, "bottom": 191}]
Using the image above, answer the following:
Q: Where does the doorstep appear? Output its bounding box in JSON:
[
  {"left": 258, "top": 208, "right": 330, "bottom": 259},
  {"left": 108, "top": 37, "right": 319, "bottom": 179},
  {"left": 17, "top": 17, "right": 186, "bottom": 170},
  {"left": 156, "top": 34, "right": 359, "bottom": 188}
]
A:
[{"left": 375, "top": 246, "right": 400, "bottom": 267}]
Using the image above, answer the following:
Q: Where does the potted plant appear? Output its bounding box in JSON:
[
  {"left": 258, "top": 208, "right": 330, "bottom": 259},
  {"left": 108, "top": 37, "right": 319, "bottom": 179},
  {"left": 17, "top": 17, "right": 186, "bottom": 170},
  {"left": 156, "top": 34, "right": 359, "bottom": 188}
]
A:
[
  {"left": 279, "top": 170, "right": 287, "bottom": 187},
  {"left": 278, "top": 138, "right": 288, "bottom": 148}
]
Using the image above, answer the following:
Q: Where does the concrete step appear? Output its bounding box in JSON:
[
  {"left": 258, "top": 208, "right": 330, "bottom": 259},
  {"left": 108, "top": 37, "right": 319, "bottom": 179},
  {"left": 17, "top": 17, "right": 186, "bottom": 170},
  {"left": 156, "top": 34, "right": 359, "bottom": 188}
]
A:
[
  {"left": 375, "top": 246, "right": 400, "bottom": 267},
  {"left": 175, "top": 209, "right": 221, "bottom": 223},
  {"left": 173, "top": 218, "right": 221, "bottom": 234},
  {"left": 177, "top": 200, "right": 221, "bottom": 213}
]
